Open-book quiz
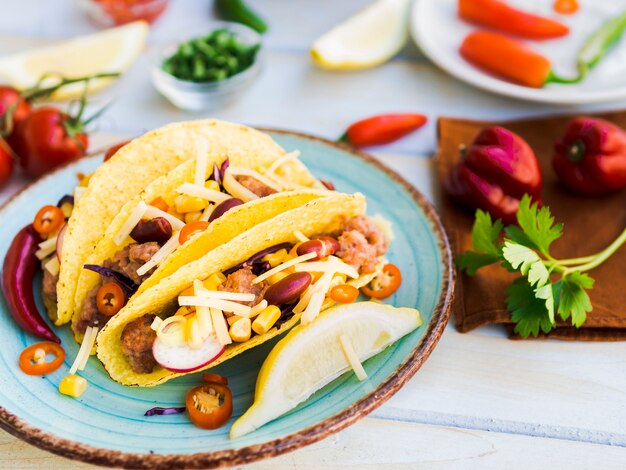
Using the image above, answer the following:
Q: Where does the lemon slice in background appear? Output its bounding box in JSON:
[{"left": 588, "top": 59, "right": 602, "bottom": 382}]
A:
[
  {"left": 310, "top": 0, "right": 412, "bottom": 71},
  {"left": 0, "top": 21, "right": 149, "bottom": 100},
  {"left": 230, "top": 301, "right": 421, "bottom": 439}
]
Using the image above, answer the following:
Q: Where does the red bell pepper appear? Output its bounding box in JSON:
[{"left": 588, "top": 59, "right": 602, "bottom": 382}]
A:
[
  {"left": 445, "top": 126, "right": 542, "bottom": 224},
  {"left": 458, "top": 0, "right": 569, "bottom": 39},
  {"left": 553, "top": 117, "right": 626, "bottom": 195}
]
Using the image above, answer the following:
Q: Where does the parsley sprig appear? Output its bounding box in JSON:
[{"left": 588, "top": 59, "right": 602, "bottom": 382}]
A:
[{"left": 457, "top": 195, "right": 626, "bottom": 337}]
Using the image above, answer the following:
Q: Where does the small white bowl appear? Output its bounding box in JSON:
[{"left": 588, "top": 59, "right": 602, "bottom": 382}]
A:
[{"left": 151, "top": 22, "right": 263, "bottom": 111}]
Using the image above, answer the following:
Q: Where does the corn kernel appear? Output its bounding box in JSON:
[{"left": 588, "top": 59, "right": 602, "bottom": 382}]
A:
[
  {"left": 227, "top": 315, "right": 242, "bottom": 326},
  {"left": 287, "top": 245, "right": 300, "bottom": 259},
  {"left": 252, "top": 305, "right": 281, "bottom": 335},
  {"left": 78, "top": 173, "right": 92, "bottom": 187},
  {"left": 263, "top": 249, "right": 288, "bottom": 268},
  {"left": 180, "top": 286, "right": 195, "bottom": 297},
  {"left": 203, "top": 272, "right": 226, "bottom": 291},
  {"left": 268, "top": 271, "right": 289, "bottom": 285},
  {"left": 174, "top": 195, "right": 206, "bottom": 213},
  {"left": 205, "top": 180, "right": 220, "bottom": 192},
  {"left": 59, "top": 375, "right": 87, "bottom": 398},
  {"left": 229, "top": 317, "right": 251, "bottom": 342},
  {"left": 184, "top": 211, "right": 203, "bottom": 223},
  {"left": 331, "top": 274, "right": 347, "bottom": 287}
]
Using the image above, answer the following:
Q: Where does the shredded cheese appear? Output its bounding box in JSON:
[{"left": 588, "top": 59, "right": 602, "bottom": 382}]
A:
[
  {"left": 252, "top": 252, "right": 317, "bottom": 284},
  {"left": 301, "top": 290, "right": 326, "bottom": 325},
  {"left": 194, "top": 138, "right": 209, "bottom": 187},
  {"left": 44, "top": 256, "right": 60, "bottom": 276},
  {"left": 199, "top": 203, "right": 215, "bottom": 222},
  {"left": 340, "top": 334, "right": 368, "bottom": 381},
  {"left": 228, "top": 167, "right": 283, "bottom": 192},
  {"left": 294, "top": 271, "right": 334, "bottom": 314},
  {"left": 293, "top": 230, "right": 309, "bottom": 243},
  {"left": 176, "top": 182, "right": 231, "bottom": 204},
  {"left": 247, "top": 299, "right": 268, "bottom": 319},
  {"left": 265, "top": 150, "right": 300, "bottom": 175},
  {"left": 295, "top": 260, "right": 359, "bottom": 279},
  {"left": 69, "top": 326, "right": 98, "bottom": 375},
  {"left": 150, "top": 316, "right": 163, "bottom": 331},
  {"left": 143, "top": 205, "right": 185, "bottom": 231},
  {"left": 35, "top": 236, "right": 58, "bottom": 260},
  {"left": 194, "top": 289, "right": 255, "bottom": 302},
  {"left": 114, "top": 201, "right": 148, "bottom": 245},
  {"left": 222, "top": 168, "right": 259, "bottom": 202},
  {"left": 210, "top": 308, "right": 232, "bottom": 346},
  {"left": 179, "top": 296, "right": 252, "bottom": 317},
  {"left": 193, "top": 280, "right": 214, "bottom": 339},
  {"left": 136, "top": 231, "right": 180, "bottom": 276}
]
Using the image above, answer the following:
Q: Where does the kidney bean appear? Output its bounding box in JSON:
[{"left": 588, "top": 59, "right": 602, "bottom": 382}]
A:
[
  {"left": 264, "top": 272, "right": 312, "bottom": 305},
  {"left": 296, "top": 237, "right": 340, "bottom": 260},
  {"left": 130, "top": 217, "right": 172, "bottom": 244},
  {"left": 209, "top": 198, "right": 244, "bottom": 223}
]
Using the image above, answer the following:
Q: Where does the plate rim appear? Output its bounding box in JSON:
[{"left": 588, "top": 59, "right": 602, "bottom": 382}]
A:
[
  {"left": 0, "top": 129, "right": 455, "bottom": 469},
  {"left": 411, "top": 0, "right": 626, "bottom": 105}
]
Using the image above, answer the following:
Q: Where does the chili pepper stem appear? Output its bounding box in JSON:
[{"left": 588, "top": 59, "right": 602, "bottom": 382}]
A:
[
  {"left": 22, "top": 72, "right": 121, "bottom": 101},
  {"left": 562, "top": 227, "right": 626, "bottom": 275},
  {"left": 546, "top": 69, "right": 585, "bottom": 85}
]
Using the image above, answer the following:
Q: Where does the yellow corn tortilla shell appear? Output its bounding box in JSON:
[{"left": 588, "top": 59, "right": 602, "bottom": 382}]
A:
[
  {"left": 56, "top": 119, "right": 314, "bottom": 326},
  {"left": 96, "top": 193, "right": 366, "bottom": 387},
  {"left": 72, "top": 189, "right": 329, "bottom": 343}
]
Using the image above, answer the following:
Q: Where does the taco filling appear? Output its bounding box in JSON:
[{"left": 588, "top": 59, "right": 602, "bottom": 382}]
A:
[
  {"left": 119, "top": 215, "right": 389, "bottom": 374},
  {"left": 70, "top": 156, "right": 326, "bottom": 336}
]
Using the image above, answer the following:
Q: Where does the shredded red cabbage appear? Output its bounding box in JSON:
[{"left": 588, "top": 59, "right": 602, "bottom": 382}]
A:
[
  {"left": 219, "top": 158, "right": 230, "bottom": 180},
  {"left": 144, "top": 406, "right": 186, "bottom": 416},
  {"left": 83, "top": 265, "right": 137, "bottom": 296},
  {"left": 208, "top": 158, "right": 230, "bottom": 188},
  {"left": 276, "top": 302, "right": 297, "bottom": 329},
  {"left": 223, "top": 242, "right": 293, "bottom": 276},
  {"left": 321, "top": 180, "right": 335, "bottom": 191}
]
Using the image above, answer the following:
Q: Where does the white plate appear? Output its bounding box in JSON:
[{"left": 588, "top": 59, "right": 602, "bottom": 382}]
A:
[{"left": 411, "top": 0, "right": 626, "bottom": 104}]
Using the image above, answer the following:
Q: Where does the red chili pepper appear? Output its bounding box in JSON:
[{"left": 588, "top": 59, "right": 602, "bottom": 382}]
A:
[
  {"left": 341, "top": 113, "right": 427, "bottom": 148},
  {"left": 554, "top": 0, "right": 579, "bottom": 15},
  {"left": 445, "top": 126, "right": 542, "bottom": 224},
  {"left": 553, "top": 117, "right": 626, "bottom": 195},
  {"left": 458, "top": 0, "right": 569, "bottom": 39},
  {"left": 1, "top": 225, "right": 60, "bottom": 343}
]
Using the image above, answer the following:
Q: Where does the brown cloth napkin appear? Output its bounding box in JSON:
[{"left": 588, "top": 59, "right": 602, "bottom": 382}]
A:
[{"left": 437, "top": 111, "right": 626, "bottom": 340}]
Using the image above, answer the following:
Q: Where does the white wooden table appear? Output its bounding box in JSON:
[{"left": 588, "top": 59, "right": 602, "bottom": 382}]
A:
[{"left": 2, "top": 1, "right": 626, "bottom": 467}]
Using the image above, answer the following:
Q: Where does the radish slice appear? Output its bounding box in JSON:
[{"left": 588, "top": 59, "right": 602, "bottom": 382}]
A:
[
  {"left": 56, "top": 224, "right": 67, "bottom": 262},
  {"left": 152, "top": 335, "right": 225, "bottom": 373}
]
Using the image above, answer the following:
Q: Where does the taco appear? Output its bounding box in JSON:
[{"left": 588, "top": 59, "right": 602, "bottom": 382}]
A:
[
  {"left": 53, "top": 119, "right": 309, "bottom": 327},
  {"left": 95, "top": 192, "right": 392, "bottom": 387}
]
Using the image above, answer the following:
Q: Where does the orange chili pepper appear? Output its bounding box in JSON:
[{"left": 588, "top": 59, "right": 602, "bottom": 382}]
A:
[
  {"left": 19, "top": 342, "right": 65, "bottom": 376},
  {"left": 460, "top": 31, "right": 553, "bottom": 88},
  {"left": 554, "top": 0, "right": 578, "bottom": 15},
  {"left": 459, "top": 0, "right": 569, "bottom": 39},
  {"left": 330, "top": 284, "right": 359, "bottom": 303},
  {"left": 96, "top": 282, "right": 126, "bottom": 316},
  {"left": 179, "top": 221, "right": 210, "bottom": 244},
  {"left": 149, "top": 196, "right": 169, "bottom": 213},
  {"left": 361, "top": 264, "right": 402, "bottom": 299},
  {"left": 33, "top": 205, "right": 65, "bottom": 236}
]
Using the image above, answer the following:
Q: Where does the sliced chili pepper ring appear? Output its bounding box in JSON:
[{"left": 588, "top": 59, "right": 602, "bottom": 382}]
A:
[
  {"left": 33, "top": 205, "right": 65, "bottom": 236},
  {"left": 186, "top": 383, "right": 233, "bottom": 430},
  {"left": 361, "top": 263, "right": 402, "bottom": 299},
  {"left": 19, "top": 342, "right": 66, "bottom": 376},
  {"left": 330, "top": 284, "right": 359, "bottom": 303},
  {"left": 96, "top": 282, "right": 126, "bottom": 316},
  {"left": 179, "top": 221, "right": 210, "bottom": 244}
]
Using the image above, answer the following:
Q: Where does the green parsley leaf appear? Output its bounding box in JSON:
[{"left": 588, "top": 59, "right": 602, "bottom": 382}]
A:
[
  {"left": 501, "top": 242, "right": 549, "bottom": 286},
  {"left": 513, "top": 195, "right": 563, "bottom": 256},
  {"left": 472, "top": 210, "right": 503, "bottom": 255},
  {"left": 506, "top": 277, "right": 554, "bottom": 338},
  {"left": 557, "top": 271, "right": 594, "bottom": 327},
  {"left": 456, "top": 251, "right": 500, "bottom": 276},
  {"left": 456, "top": 209, "right": 504, "bottom": 275}
]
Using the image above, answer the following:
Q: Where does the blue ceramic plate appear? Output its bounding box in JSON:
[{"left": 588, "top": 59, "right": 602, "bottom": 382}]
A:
[{"left": 0, "top": 131, "right": 453, "bottom": 468}]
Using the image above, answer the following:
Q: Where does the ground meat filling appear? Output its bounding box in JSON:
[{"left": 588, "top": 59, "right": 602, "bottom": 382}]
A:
[
  {"left": 42, "top": 269, "right": 58, "bottom": 304},
  {"left": 219, "top": 266, "right": 268, "bottom": 307},
  {"left": 73, "top": 285, "right": 112, "bottom": 334},
  {"left": 104, "top": 241, "right": 160, "bottom": 285},
  {"left": 336, "top": 215, "right": 388, "bottom": 274},
  {"left": 121, "top": 314, "right": 158, "bottom": 374},
  {"left": 235, "top": 175, "right": 277, "bottom": 198}
]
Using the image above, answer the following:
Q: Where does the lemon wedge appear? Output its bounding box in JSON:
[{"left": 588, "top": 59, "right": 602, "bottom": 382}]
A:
[
  {"left": 310, "top": 0, "right": 412, "bottom": 70},
  {"left": 230, "top": 301, "right": 421, "bottom": 439},
  {"left": 0, "top": 21, "right": 149, "bottom": 100}
]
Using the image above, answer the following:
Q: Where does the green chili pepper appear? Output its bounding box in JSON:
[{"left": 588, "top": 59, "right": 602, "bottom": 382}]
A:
[
  {"left": 215, "top": 0, "right": 268, "bottom": 34},
  {"left": 578, "top": 11, "right": 626, "bottom": 75},
  {"left": 162, "top": 28, "right": 260, "bottom": 82}
]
